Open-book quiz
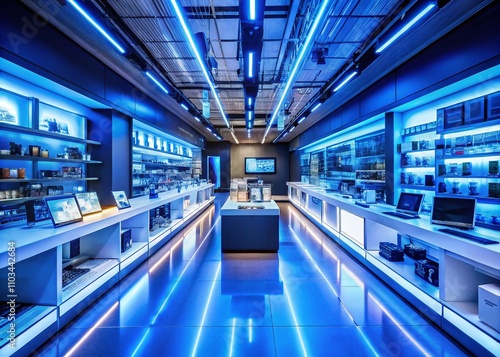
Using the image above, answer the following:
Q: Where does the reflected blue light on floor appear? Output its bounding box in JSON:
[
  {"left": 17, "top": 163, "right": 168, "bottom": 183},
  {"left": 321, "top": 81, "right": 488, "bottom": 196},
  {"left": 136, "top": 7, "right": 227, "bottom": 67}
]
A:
[
  {"left": 248, "top": 318, "right": 252, "bottom": 343},
  {"left": 280, "top": 271, "right": 309, "bottom": 357},
  {"left": 132, "top": 216, "right": 220, "bottom": 357},
  {"left": 64, "top": 301, "right": 119, "bottom": 357},
  {"left": 229, "top": 318, "right": 236, "bottom": 357},
  {"left": 191, "top": 262, "right": 221, "bottom": 357},
  {"left": 368, "top": 292, "right": 432, "bottom": 357},
  {"left": 286, "top": 221, "right": 384, "bottom": 356}
]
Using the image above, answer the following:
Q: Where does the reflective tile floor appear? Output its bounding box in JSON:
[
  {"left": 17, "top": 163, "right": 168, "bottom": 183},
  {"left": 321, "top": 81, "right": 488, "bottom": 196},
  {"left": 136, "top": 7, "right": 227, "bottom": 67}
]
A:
[{"left": 33, "top": 193, "right": 471, "bottom": 356}]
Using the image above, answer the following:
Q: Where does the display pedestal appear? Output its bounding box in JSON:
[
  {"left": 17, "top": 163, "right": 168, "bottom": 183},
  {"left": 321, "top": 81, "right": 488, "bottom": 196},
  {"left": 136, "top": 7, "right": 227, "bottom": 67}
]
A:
[{"left": 220, "top": 198, "right": 279, "bottom": 252}]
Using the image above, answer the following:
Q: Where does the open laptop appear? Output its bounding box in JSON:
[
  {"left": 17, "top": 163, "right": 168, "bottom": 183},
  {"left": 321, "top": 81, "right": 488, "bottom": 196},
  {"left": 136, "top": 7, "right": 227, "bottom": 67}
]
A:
[{"left": 383, "top": 192, "right": 424, "bottom": 219}]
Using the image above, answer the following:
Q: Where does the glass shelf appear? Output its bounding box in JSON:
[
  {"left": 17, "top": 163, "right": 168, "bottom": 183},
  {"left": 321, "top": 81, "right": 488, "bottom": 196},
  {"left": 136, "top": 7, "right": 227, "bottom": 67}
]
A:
[{"left": 0, "top": 123, "right": 101, "bottom": 145}]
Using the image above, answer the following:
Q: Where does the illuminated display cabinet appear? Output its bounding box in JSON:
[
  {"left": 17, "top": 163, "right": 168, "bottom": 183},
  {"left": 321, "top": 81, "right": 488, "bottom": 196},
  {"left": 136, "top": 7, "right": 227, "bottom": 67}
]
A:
[
  {"left": 131, "top": 119, "right": 201, "bottom": 197},
  {"left": 0, "top": 88, "right": 102, "bottom": 214}
]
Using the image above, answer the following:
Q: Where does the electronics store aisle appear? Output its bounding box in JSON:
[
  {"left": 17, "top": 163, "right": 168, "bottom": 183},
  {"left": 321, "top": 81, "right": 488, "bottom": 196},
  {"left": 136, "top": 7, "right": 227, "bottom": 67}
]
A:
[{"left": 33, "top": 193, "right": 470, "bottom": 357}]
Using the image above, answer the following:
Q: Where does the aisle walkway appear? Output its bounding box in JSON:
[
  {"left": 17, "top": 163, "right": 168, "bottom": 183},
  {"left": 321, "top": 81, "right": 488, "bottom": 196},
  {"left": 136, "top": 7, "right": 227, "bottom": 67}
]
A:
[{"left": 34, "top": 193, "right": 469, "bottom": 356}]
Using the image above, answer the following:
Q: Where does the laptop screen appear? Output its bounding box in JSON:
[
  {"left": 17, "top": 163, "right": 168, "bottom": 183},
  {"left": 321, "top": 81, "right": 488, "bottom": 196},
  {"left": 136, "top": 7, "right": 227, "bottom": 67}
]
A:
[{"left": 396, "top": 193, "right": 424, "bottom": 215}]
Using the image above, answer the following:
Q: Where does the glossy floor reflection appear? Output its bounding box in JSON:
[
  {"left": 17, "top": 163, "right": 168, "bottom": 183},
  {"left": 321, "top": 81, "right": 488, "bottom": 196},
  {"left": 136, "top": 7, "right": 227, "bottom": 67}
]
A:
[{"left": 33, "top": 193, "right": 470, "bottom": 357}]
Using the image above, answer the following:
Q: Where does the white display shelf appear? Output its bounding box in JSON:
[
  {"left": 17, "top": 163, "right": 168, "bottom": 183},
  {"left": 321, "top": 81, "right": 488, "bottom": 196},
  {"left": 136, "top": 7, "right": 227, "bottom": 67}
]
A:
[
  {"left": 120, "top": 242, "right": 148, "bottom": 266},
  {"left": 366, "top": 250, "right": 440, "bottom": 300},
  {"left": 444, "top": 301, "right": 500, "bottom": 342},
  {"left": 61, "top": 259, "right": 119, "bottom": 302},
  {"left": 287, "top": 181, "right": 500, "bottom": 356},
  {"left": 0, "top": 306, "right": 57, "bottom": 355}
]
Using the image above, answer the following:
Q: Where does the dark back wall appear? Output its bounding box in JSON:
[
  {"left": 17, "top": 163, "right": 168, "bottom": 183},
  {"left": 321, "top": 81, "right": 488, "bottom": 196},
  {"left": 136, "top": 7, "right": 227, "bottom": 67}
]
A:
[
  {"left": 203, "top": 143, "right": 290, "bottom": 195},
  {"left": 231, "top": 144, "right": 289, "bottom": 195}
]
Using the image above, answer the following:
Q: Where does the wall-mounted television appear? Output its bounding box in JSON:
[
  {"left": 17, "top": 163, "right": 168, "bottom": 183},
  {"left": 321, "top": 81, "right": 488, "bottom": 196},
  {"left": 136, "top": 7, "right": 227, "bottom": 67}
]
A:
[
  {"left": 431, "top": 196, "right": 476, "bottom": 229},
  {"left": 245, "top": 157, "right": 276, "bottom": 174}
]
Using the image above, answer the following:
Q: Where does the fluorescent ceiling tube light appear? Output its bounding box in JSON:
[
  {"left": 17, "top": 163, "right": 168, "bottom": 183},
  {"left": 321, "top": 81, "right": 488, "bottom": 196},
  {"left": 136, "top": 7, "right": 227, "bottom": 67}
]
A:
[
  {"left": 206, "top": 127, "right": 212, "bottom": 132},
  {"left": 146, "top": 71, "right": 169, "bottom": 95},
  {"left": 311, "top": 102, "right": 322, "bottom": 112},
  {"left": 250, "top": 0, "right": 256, "bottom": 20},
  {"left": 248, "top": 97, "right": 252, "bottom": 107},
  {"left": 376, "top": 4, "right": 436, "bottom": 53},
  {"left": 248, "top": 52, "right": 254, "bottom": 78},
  {"left": 298, "top": 116, "right": 306, "bottom": 124},
  {"left": 67, "top": 0, "right": 126, "bottom": 54},
  {"left": 230, "top": 130, "right": 240, "bottom": 144},
  {"left": 170, "top": 0, "right": 231, "bottom": 129},
  {"left": 194, "top": 116, "right": 201, "bottom": 122},
  {"left": 289, "top": 126, "right": 295, "bottom": 132},
  {"left": 262, "top": 0, "right": 332, "bottom": 143},
  {"left": 333, "top": 71, "right": 358, "bottom": 92},
  {"left": 181, "top": 103, "right": 189, "bottom": 111}
]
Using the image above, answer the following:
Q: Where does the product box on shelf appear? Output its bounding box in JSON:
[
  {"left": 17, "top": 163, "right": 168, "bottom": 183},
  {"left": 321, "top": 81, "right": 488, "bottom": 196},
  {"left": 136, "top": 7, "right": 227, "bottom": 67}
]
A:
[
  {"left": 403, "top": 244, "right": 426, "bottom": 260},
  {"left": 379, "top": 242, "right": 404, "bottom": 262},
  {"left": 478, "top": 283, "right": 500, "bottom": 332},
  {"left": 121, "top": 229, "right": 132, "bottom": 253},
  {"left": 414, "top": 259, "right": 439, "bottom": 286}
]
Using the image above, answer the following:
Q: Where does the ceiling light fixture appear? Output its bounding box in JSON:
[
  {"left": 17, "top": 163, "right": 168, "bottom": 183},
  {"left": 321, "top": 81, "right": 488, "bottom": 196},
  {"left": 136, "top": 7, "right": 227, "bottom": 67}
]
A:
[
  {"left": 170, "top": 0, "right": 231, "bottom": 130},
  {"left": 67, "top": 0, "right": 126, "bottom": 54},
  {"left": 248, "top": 52, "right": 254, "bottom": 78},
  {"left": 146, "top": 71, "right": 170, "bottom": 95},
  {"left": 376, "top": 3, "right": 436, "bottom": 53},
  {"left": 310, "top": 102, "right": 322, "bottom": 112},
  {"left": 262, "top": 0, "right": 332, "bottom": 143},
  {"left": 180, "top": 103, "right": 189, "bottom": 111},
  {"left": 333, "top": 71, "right": 358, "bottom": 92},
  {"left": 249, "top": 0, "right": 256, "bottom": 21},
  {"left": 298, "top": 116, "right": 306, "bottom": 124}
]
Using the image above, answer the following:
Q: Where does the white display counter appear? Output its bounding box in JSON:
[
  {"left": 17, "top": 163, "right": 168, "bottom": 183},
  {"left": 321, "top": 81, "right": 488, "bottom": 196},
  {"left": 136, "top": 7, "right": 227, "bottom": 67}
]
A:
[
  {"left": 220, "top": 198, "right": 279, "bottom": 252},
  {"left": 0, "top": 183, "right": 214, "bottom": 356},
  {"left": 287, "top": 182, "right": 500, "bottom": 357}
]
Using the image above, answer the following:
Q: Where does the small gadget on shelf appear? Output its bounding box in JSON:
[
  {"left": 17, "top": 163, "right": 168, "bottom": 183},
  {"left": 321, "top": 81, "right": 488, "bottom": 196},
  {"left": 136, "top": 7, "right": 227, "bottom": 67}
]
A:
[
  {"left": 74, "top": 192, "right": 102, "bottom": 215},
  {"left": 112, "top": 191, "right": 131, "bottom": 210},
  {"left": 44, "top": 194, "right": 84, "bottom": 228},
  {"left": 379, "top": 242, "right": 404, "bottom": 261},
  {"left": 382, "top": 192, "right": 424, "bottom": 219}
]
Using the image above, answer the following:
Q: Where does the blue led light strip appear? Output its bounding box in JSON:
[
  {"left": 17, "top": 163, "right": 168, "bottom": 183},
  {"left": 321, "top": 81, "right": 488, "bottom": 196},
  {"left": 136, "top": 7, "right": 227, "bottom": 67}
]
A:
[
  {"left": 67, "top": 0, "right": 125, "bottom": 54},
  {"left": 262, "top": 0, "right": 332, "bottom": 143},
  {"left": 146, "top": 71, "right": 169, "bottom": 95},
  {"left": 250, "top": 0, "right": 256, "bottom": 21},
  {"left": 248, "top": 52, "right": 254, "bottom": 78},
  {"left": 333, "top": 71, "right": 358, "bottom": 92},
  {"left": 376, "top": 4, "right": 436, "bottom": 53},
  {"left": 170, "top": 0, "right": 230, "bottom": 129}
]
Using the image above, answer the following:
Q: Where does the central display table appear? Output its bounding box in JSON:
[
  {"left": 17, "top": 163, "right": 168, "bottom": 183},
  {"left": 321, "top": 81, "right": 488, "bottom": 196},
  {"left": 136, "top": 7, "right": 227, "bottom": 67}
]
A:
[{"left": 220, "top": 198, "right": 280, "bottom": 252}]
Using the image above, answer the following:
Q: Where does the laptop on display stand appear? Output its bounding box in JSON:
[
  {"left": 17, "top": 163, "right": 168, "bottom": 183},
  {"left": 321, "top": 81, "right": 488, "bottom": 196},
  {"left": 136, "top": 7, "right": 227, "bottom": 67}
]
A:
[{"left": 383, "top": 192, "right": 425, "bottom": 219}]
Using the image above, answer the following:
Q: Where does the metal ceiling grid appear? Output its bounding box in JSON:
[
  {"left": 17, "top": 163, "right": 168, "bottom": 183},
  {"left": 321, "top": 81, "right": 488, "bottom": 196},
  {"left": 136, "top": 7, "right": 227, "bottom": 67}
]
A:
[{"left": 19, "top": 0, "right": 466, "bottom": 144}]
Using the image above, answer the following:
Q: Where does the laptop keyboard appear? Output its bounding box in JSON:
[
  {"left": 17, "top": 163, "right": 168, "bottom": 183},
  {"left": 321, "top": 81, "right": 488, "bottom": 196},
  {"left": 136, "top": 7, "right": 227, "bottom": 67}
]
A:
[
  {"left": 382, "top": 211, "right": 419, "bottom": 219},
  {"left": 438, "top": 228, "right": 499, "bottom": 245}
]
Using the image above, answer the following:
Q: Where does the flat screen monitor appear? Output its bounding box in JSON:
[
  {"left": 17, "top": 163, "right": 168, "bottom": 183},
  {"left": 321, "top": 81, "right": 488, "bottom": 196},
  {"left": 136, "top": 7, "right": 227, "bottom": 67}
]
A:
[
  {"left": 245, "top": 157, "right": 276, "bottom": 174},
  {"left": 74, "top": 192, "right": 102, "bottom": 215},
  {"left": 112, "top": 191, "right": 131, "bottom": 210},
  {"left": 431, "top": 196, "right": 476, "bottom": 229},
  {"left": 44, "top": 195, "right": 83, "bottom": 228}
]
